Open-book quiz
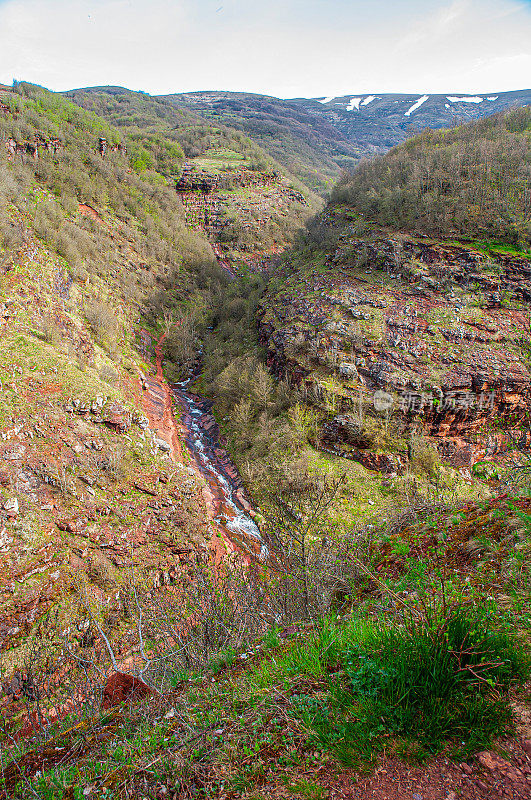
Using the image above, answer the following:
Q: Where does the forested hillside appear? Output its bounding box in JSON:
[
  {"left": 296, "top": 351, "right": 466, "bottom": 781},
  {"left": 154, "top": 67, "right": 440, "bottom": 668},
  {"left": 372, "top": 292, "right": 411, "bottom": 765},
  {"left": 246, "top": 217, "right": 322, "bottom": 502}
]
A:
[
  {"left": 0, "top": 81, "right": 216, "bottom": 298},
  {"left": 332, "top": 106, "right": 531, "bottom": 247},
  {"left": 164, "top": 91, "right": 363, "bottom": 193},
  {"left": 65, "top": 86, "right": 320, "bottom": 264},
  {"left": 65, "top": 87, "right": 275, "bottom": 172}
]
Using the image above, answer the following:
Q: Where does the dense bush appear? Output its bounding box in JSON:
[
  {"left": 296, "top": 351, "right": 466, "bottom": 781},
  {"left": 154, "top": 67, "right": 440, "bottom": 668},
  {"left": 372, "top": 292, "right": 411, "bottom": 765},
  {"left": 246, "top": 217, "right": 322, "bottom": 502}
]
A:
[{"left": 85, "top": 299, "right": 120, "bottom": 351}]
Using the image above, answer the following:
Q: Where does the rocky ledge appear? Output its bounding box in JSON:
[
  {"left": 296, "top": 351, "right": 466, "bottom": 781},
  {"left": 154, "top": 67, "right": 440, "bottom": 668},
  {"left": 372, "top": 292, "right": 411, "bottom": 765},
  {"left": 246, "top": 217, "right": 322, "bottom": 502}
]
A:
[{"left": 259, "top": 230, "right": 531, "bottom": 473}]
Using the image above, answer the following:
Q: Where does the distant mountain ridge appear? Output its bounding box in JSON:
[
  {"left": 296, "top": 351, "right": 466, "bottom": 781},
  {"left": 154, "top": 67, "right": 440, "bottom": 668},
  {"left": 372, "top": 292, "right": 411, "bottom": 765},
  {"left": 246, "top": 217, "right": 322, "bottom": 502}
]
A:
[
  {"left": 167, "top": 88, "right": 531, "bottom": 190},
  {"left": 66, "top": 85, "right": 531, "bottom": 195},
  {"left": 292, "top": 89, "right": 531, "bottom": 149}
]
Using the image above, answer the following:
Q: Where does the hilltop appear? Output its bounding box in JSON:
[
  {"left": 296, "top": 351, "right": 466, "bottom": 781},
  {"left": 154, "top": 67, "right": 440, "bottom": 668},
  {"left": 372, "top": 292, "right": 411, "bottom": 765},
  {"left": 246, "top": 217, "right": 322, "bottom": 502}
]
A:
[
  {"left": 166, "top": 88, "right": 531, "bottom": 191},
  {"left": 293, "top": 89, "right": 531, "bottom": 150},
  {"left": 60, "top": 86, "right": 531, "bottom": 198}
]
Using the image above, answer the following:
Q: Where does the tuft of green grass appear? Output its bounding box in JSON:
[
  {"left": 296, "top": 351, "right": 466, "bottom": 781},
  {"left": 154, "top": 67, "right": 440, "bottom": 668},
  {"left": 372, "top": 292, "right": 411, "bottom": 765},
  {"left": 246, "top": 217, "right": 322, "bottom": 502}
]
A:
[{"left": 289, "top": 607, "right": 528, "bottom": 766}]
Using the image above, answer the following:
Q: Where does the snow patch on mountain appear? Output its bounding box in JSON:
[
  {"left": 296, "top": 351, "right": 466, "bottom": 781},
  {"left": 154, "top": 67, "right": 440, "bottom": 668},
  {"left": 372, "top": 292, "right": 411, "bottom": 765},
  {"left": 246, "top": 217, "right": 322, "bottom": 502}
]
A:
[
  {"left": 405, "top": 95, "right": 429, "bottom": 116},
  {"left": 318, "top": 96, "right": 336, "bottom": 105},
  {"left": 361, "top": 95, "right": 377, "bottom": 106},
  {"left": 447, "top": 96, "right": 484, "bottom": 104},
  {"left": 346, "top": 97, "right": 363, "bottom": 111}
]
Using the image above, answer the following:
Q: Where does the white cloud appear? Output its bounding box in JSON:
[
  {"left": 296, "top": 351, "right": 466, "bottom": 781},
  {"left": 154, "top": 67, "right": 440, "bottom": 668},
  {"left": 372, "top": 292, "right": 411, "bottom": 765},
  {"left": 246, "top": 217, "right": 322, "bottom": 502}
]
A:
[
  {"left": 0, "top": 0, "right": 529, "bottom": 96},
  {"left": 389, "top": 0, "right": 531, "bottom": 94}
]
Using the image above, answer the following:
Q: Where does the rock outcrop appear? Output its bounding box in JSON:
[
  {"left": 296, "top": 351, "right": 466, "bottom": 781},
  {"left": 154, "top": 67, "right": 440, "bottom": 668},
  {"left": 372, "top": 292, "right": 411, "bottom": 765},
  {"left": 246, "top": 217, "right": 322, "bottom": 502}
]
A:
[
  {"left": 176, "top": 160, "right": 310, "bottom": 272},
  {"left": 259, "top": 229, "right": 531, "bottom": 472},
  {"left": 101, "top": 672, "right": 153, "bottom": 709},
  {"left": 5, "top": 134, "right": 62, "bottom": 160}
]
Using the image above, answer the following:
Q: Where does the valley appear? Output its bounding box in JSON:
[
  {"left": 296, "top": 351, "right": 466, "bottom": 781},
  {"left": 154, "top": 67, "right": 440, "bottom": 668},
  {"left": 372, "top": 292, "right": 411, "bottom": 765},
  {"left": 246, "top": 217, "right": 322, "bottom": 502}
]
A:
[{"left": 0, "top": 80, "right": 530, "bottom": 800}]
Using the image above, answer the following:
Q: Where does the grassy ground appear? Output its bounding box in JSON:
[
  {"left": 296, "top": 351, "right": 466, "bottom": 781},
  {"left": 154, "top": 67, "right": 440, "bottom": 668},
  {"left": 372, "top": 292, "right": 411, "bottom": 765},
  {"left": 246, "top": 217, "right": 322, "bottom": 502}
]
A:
[
  {"left": 2, "top": 606, "right": 528, "bottom": 798},
  {"left": 2, "top": 491, "right": 530, "bottom": 799}
]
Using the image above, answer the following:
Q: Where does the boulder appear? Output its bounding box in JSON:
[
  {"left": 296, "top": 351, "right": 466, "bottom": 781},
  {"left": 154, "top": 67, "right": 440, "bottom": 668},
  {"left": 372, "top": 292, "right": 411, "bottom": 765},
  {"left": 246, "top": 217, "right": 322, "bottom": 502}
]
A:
[
  {"left": 101, "top": 672, "right": 153, "bottom": 709},
  {"left": 3, "top": 498, "right": 18, "bottom": 515}
]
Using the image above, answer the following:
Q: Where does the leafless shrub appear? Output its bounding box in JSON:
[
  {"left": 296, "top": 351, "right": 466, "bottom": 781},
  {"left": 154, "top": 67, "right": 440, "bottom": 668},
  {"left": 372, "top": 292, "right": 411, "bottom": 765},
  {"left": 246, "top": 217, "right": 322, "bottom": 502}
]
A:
[
  {"left": 85, "top": 299, "right": 119, "bottom": 351},
  {"left": 409, "top": 433, "right": 440, "bottom": 478}
]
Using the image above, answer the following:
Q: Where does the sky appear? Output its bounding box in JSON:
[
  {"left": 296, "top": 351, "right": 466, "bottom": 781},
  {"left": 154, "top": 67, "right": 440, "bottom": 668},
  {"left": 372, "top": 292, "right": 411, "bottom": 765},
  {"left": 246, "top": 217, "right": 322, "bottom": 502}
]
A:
[{"left": 0, "top": 0, "right": 530, "bottom": 97}]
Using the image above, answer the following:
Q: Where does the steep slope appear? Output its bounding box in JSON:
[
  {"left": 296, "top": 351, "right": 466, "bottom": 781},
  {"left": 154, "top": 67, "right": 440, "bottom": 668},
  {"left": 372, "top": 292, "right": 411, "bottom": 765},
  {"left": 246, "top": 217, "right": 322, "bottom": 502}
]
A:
[
  {"left": 162, "top": 89, "right": 531, "bottom": 192},
  {"left": 332, "top": 105, "right": 531, "bottom": 246},
  {"left": 0, "top": 81, "right": 317, "bottom": 723},
  {"left": 258, "top": 106, "right": 531, "bottom": 495},
  {"left": 65, "top": 86, "right": 330, "bottom": 196},
  {"left": 65, "top": 86, "right": 531, "bottom": 199},
  {"left": 2, "top": 490, "right": 530, "bottom": 798},
  {"left": 0, "top": 86, "right": 530, "bottom": 800},
  {"left": 64, "top": 86, "right": 275, "bottom": 172},
  {"left": 0, "top": 83, "right": 234, "bottom": 692},
  {"left": 65, "top": 86, "right": 320, "bottom": 268}
]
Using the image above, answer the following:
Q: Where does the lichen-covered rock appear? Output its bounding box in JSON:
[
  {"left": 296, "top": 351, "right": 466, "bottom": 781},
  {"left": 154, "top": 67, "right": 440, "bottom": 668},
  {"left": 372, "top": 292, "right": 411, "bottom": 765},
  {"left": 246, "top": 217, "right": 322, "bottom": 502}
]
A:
[{"left": 259, "top": 231, "right": 531, "bottom": 472}]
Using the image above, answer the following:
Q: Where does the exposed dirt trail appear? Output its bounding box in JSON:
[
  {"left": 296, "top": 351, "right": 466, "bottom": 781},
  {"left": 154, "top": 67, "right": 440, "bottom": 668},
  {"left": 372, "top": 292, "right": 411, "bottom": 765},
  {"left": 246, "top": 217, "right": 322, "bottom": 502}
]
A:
[{"left": 138, "top": 331, "right": 183, "bottom": 462}]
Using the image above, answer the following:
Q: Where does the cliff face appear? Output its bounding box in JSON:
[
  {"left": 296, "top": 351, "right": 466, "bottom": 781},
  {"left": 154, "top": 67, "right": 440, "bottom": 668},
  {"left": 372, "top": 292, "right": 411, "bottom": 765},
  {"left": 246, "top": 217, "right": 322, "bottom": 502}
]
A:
[
  {"left": 176, "top": 160, "right": 313, "bottom": 272},
  {"left": 259, "top": 226, "right": 531, "bottom": 474}
]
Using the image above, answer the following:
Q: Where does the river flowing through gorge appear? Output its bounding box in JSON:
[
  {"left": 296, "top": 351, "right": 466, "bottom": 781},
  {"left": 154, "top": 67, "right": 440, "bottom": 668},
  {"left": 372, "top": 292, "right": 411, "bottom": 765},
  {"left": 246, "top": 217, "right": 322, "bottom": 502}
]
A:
[
  {"left": 170, "top": 375, "right": 268, "bottom": 561},
  {"left": 139, "top": 330, "right": 268, "bottom": 562}
]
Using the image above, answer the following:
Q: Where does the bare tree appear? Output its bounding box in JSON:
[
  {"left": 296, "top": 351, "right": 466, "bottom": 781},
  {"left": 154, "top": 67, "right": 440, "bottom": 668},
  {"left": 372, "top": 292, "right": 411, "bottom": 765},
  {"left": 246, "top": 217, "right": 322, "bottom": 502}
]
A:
[{"left": 265, "top": 471, "right": 347, "bottom": 620}]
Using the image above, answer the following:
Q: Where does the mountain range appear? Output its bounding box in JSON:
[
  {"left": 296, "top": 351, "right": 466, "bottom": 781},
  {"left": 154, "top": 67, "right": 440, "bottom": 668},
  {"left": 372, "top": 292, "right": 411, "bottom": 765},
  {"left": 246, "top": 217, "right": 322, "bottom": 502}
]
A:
[
  {"left": 67, "top": 86, "right": 531, "bottom": 195},
  {"left": 167, "top": 88, "right": 531, "bottom": 189}
]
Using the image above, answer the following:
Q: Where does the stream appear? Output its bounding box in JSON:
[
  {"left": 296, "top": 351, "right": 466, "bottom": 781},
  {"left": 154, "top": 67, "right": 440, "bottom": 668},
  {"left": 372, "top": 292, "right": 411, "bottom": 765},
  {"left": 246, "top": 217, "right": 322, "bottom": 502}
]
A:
[
  {"left": 170, "top": 376, "right": 269, "bottom": 561},
  {"left": 140, "top": 329, "right": 268, "bottom": 562}
]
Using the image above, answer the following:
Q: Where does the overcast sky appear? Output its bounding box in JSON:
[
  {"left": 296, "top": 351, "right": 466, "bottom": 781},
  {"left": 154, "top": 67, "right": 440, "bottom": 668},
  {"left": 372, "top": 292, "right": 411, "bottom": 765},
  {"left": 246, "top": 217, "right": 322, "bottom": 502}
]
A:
[{"left": 0, "top": 0, "right": 530, "bottom": 97}]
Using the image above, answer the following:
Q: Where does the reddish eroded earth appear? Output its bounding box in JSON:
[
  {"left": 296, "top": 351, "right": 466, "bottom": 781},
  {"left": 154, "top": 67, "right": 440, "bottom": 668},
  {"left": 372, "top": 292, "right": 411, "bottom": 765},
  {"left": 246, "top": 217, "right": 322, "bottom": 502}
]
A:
[
  {"left": 78, "top": 202, "right": 104, "bottom": 224},
  {"left": 138, "top": 329, "right": 267, "bottom": 562},
  {"left": 0, "top": 214, "right": 215, "bottom": 726},
  {"left": 328, "top": 739, "right": 531, "bottom": 799},
  {"left": 138, "top": 331, "right": 182, "bottom": 462}
]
